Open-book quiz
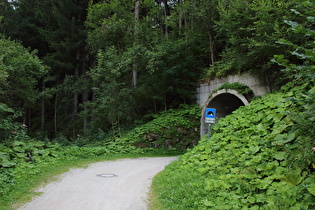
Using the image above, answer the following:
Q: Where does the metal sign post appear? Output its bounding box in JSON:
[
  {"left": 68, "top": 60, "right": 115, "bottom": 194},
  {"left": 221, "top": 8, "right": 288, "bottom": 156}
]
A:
[
  {"left": 208, "top": 123, "right": 211, "bottom": 140},
  {"left": 205, "top": 108, "right": 216, "bottom": 140}
]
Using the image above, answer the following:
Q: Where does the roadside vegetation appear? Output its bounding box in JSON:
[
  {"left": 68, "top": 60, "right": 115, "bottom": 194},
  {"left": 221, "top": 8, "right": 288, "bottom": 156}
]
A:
[
  {"left": 151, "top": 85, "right": 315, "bottom": 209},
  {"left": 0, "top": 105, "right": 199, "bottom": 209},
  {"left": 0, "top": 139, "right": 137, "bottom": 209},
  {"left": 150, "top": 2, "right": 315, "bottom": 209}
]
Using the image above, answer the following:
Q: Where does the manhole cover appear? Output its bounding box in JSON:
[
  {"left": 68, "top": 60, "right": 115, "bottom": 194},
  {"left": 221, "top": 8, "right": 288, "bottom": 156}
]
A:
[{"left": 96, "top": 173, "right": 118, "bottom": 178}]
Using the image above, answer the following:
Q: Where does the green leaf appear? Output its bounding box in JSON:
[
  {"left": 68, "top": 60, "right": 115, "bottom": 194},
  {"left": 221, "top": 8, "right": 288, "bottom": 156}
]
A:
[
  {"left": 274, "top": 152, "right": 286, "bottom": 160},
  {"left": 281, "top": 172, "right": 302, "bottom": 186},
  {"left": 0, "top": 159, "right": 16, "bottom": 167},
  {"left": 249, "top": 146, "right": 260, "bottom": 154},
  {"left": 0, "top": 153, "right": 16, "bottom": 168},
  {"left": 308, "top": 184, "right": 315, "bottom": 196}
]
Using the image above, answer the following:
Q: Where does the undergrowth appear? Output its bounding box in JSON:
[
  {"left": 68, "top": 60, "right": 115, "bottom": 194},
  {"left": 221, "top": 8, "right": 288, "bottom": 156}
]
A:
[
  {"left": 0, "top": 105, "right": 199, "bottom": 209},
  {"left": 212, "top": 82, "right": 254, "bottom": 96},
  {"left": 151, "top": 84, "right": 315, "bottom": 209},
  {"left": 121, "top": 104, "right": 200, "bottom": 150}
]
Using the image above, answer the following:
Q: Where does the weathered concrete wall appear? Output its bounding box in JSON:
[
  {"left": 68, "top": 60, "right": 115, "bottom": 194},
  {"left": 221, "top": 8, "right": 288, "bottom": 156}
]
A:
[{"left": 196, "top": 73, "right": 269, "bottom": 107}]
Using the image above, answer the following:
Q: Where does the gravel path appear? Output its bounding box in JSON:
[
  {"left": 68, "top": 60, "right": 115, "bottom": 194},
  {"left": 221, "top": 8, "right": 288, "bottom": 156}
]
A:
[{"left": 19, "top": 157, "right": 177, "bottom": 210}]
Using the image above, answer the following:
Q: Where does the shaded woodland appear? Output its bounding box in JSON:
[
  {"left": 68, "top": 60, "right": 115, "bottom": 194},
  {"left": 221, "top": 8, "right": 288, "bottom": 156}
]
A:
[{"left": 0, "top": 0, "right": 309, "bottom": 140}]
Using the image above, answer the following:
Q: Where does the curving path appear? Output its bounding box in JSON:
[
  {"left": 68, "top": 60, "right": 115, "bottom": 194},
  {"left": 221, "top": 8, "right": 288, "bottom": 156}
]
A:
[{"left": 19, "top": 157, "right": 177, "bottom": 210}]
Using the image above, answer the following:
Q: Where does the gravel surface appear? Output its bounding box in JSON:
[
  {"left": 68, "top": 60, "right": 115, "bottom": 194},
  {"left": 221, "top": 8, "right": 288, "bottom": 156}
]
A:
[{"left": 19, "top": 157, "right": 177, "bottom": 210}]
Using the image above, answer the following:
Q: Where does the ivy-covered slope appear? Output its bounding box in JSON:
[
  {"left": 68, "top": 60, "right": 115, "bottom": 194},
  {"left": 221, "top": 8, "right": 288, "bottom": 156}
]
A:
[
  {"left": 122, "top": 105, "right": 201, "bottom": 150},
  {"left": 152, "top": 84, "right": 315, "bottom": 209}
]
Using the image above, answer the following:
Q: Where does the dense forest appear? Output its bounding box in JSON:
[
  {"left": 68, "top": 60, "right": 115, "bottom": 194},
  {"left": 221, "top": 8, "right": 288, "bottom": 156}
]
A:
[
  {"left": 0, "top": 0, "right": 312, "bottom": 141},
  {"left": 1, "top": 0, "right": 315, "bottom": 208}
]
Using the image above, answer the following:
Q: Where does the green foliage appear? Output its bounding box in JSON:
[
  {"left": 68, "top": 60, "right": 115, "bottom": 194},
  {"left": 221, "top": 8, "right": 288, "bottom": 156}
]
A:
[
  {"left": 86, "top": 46, "right": 135, "bottom": 134},
  {"left": 86, "top": 0, "right": 133, "bottom": 52},
  {"left": 273, "top": 1, "right": 315, "bottom": 158},
  {"left": 85, "top": 0, "right": 209, "bottom": 134},
  {"left": 3, "top": 0, "right": 91, "bottom": 138},
  {"left": 0, "top": 105, "right": 200, "bottom": 208},
  {"left": 211, "top": 82, "right": 254, "bottom": 96},
  {"left": 273, "top": 1, "right": 315, "bottom": 83},
  {"left": 207, "top": 0, "right": 303, "bottom": 85},
  {"left": 86, "top": 29, "right": 204, "bottom": 134},
  {"left": 0, "top": 106, "right": 190, "bottom": 209},
  {"left": 148, "top": 4, "right": 315, "bottom": 208},
  {"left": 140, "top": 39, "right": 204, "bottom": 109},
  {"left": 0, "top": 37, "right": 47, "bottom": 141},
  {"left": 121, "top": 105, "right": 201, "bottom": 151},
  {"left": 0, "top": 38, "right": 47, "bottom": 109},
  {"left": 0, "top": 103, "right": 21, "bottom": 141},
  {"left": 151, "top": 87, "right": 315, "bottom": 209},
  {"left": 1, "top": 0, "right": 312, "bottom": 152}
]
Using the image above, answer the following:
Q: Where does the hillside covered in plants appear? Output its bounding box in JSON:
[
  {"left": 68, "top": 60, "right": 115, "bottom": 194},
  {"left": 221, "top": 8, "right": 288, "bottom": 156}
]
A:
[
  {"left": 151, "top": 1, "right": 315, "bottom": 209},
  {"left": 152, "top": 84, "right": 315, "bottom": 209}
]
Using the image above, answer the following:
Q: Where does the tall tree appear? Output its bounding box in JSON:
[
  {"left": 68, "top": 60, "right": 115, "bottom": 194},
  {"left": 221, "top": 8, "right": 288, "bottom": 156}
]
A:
[
  {"left": 6, "top": 0, "right": 91, "bottom": 138},
  {"left": 0, "top": 38, "right": 47, "bottom": 127},
  {"left": 88, "top": 47, "right": 135, "bottom": 135},
  {"left": 86, "top": 0, "right": 209, "bottom": 130}
]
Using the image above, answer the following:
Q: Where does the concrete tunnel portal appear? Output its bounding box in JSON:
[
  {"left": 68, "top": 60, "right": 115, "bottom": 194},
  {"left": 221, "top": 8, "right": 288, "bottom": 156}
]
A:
[{"left": 200, "top": 89, "right": 250, "bottom": 137}]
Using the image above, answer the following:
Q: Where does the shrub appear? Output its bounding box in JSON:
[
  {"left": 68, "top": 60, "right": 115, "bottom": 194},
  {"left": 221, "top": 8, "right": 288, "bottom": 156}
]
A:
[{"left": 123, "top": 105, "right": 201, "bottom": 151}]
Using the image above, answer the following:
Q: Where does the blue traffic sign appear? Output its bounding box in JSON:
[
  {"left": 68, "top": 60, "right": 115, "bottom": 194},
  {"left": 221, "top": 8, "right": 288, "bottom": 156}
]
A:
[{"left": 205, "top": 108, "right": 216, "bottom": 119}]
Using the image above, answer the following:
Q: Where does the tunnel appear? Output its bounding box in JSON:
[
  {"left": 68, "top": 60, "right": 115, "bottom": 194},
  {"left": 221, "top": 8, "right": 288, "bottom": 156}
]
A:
[
  {"left": 200, "top": 89, "right": 250, "bottom": 137},
  {"left": 208, "top": 93, "right": 245, "bottom": 118}
]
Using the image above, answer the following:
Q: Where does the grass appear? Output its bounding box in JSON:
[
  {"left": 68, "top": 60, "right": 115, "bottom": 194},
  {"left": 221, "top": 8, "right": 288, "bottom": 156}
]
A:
[{"left": 148, "top": 174, "right": 164, "bottom": 210}]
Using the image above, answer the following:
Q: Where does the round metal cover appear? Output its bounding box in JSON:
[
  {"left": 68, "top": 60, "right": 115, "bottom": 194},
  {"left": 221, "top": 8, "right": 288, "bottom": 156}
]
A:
[{"left": 96, "top": 173, "right": 118, "bottom": 178}]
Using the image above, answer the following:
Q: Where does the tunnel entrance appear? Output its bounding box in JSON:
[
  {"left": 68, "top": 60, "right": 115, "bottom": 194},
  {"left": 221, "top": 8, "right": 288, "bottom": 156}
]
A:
[
  {"left": 208, "top": 93, "right": 245, "bottom": 118},
  {"left": 200, "top": 89, "right": 250, "bottom": 137}
]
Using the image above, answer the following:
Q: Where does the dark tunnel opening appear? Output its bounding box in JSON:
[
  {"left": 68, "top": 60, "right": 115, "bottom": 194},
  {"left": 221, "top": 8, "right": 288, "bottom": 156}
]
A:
[{"left": 207, "top": 93, "right": 245, "bottom": 118}]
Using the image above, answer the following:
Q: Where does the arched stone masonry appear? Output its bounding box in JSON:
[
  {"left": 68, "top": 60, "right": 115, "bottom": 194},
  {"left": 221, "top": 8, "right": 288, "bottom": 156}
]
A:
[{"left": 196, "top": 73, "right": 269, "bottom": 107}]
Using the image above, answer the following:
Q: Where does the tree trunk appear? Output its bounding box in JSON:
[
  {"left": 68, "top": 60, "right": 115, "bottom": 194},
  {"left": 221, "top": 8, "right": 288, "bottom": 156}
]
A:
[
  {"left": 154, "top": 98, "right": 157, "bottom": 114},
  {"left": 72, "top": 51, "right": 80, "bottom": 139},
  {"left": 178, "top": 0, "right": 182, "bottom": 28},
  {"left": 206, "top": 5, "right": 215, "bottom": 65},
  {"left": 73, "top": 92, "right": 78, "bottom": 139},
  {"left": 54, "top": 94, "right": 58, "bottom": 137},
  {"left": 207, "top": 28, "right": 215, "bottom": 65},
  {"left": 82, "top": 63, "right": 88, "bottom": 133},
  {"left": 41, "top": 79, "right": 45, "bottom": 131},
  {"left": 163, "top": 0, "right": 170, "bottom": 37},
  {"left": 2, "top": 0, "right": 8, "bottom": 34},
  {"left": 164, "top": 96, "right": 167, "bottom": 112},
  {"left": 23, "top": 106, "right": 28, "bottom": 127},
  {"left": 82, "top": 90, "right": 88, "bottom": 132},
  {"left": 28, "top": 108, "right": 31, "bottom": 128},
  {"left": 41, "top": 98, "right": 45, "bottom": 131},
  {"left": 133, "top": 0, "right": 140, "bottom": 89}
]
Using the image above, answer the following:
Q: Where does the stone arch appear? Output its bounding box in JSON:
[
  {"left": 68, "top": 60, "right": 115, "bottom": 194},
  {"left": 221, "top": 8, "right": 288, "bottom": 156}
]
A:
[{"left": 200, "top": 89, "right": 250, "bottom": 137}]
